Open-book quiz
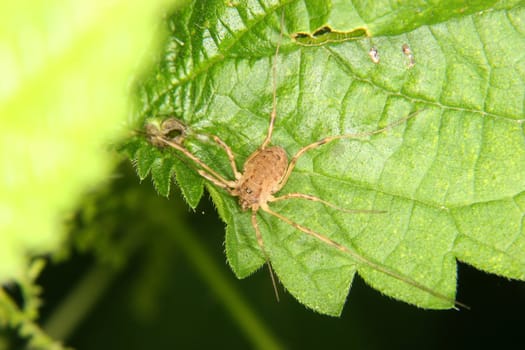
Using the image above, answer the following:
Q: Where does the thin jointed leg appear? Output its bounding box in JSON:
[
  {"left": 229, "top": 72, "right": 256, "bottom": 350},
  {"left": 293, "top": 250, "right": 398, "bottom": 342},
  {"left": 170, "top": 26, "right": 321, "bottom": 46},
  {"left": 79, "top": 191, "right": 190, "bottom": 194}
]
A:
[
  {"left": 260, "top": 10, "right": 285, "bottom": 150},
  {"left": 260, "top": 203, "right": 467, "bottom": 309},
  {"left": 278, "top": 110, "right": 422, "bottom": 189},
  {"left": 211, "top": 135, "right": 241, "bottom": 180},
  {"left": 251, "top": 210, "right": 280, "bottom": 301},
  {"left": 158, "top": 137, "right": 236, "bottom": 189},
  {"left": 270, "top": 193, "right": 386, "bottom": 214}
]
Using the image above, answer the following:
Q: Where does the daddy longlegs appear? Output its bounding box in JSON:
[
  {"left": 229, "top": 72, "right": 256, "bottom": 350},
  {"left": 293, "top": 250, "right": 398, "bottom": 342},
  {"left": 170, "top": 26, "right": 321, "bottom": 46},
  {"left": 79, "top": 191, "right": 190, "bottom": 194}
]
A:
[{"left": 146, "top": 11, "right": 467, "bottom": 311}]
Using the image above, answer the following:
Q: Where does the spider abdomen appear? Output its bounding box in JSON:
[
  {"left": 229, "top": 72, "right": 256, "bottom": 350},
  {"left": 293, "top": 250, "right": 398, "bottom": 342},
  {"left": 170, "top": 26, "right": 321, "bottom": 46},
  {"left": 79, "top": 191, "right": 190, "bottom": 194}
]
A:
[{"left": 236, "top": 146, "right": 288, "bottom": 211}]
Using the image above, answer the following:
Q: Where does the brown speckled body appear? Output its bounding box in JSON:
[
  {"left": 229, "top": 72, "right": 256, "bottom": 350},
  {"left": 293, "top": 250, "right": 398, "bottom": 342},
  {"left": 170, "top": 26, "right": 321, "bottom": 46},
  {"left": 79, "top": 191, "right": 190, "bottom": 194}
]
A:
[{"left": 234, "top": 146, "right": 288, "bottom": 211}]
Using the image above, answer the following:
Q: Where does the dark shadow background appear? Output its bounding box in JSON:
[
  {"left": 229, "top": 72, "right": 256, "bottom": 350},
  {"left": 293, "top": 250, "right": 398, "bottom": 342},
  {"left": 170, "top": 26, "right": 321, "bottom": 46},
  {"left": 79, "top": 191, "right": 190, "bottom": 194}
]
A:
[{"left": 35, "top": 164, "right": 525, "bottom": 350}]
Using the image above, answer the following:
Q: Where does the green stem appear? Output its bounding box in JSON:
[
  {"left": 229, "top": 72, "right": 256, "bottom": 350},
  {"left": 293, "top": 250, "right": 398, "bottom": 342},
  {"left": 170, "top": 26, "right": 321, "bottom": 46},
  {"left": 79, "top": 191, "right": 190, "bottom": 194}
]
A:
[
  {"left": 42, "top": 265, "right": 116, "bottom": 341},
  {"left": 169, "top": 222, "right": 283, "bottom": 350}
]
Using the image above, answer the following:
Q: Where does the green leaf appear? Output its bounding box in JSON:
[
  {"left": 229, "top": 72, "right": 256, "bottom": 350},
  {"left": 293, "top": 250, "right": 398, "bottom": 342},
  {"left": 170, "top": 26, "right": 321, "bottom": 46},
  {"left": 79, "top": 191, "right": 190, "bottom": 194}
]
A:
[
  {"left": 135, "top": 144, "right": 162, "bottom": 181},
  {"left": 172, "top": 158, "right": 205, "bottom": 209},
  {"left": 0, "top": 0, "right": 180, "bottom": 281},
  {"left": 151, "top": 156, "right": 176, "bottom": 197},
  {"left": 129, "top": 0, "right": 525, "bottom": 316}
]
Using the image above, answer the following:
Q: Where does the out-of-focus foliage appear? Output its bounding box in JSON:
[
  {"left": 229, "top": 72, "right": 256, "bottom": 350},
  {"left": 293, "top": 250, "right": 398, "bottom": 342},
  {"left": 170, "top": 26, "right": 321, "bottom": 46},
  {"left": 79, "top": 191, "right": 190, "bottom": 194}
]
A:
[{"left": 0, "top": 0, "right": 182, "bottom": 347}]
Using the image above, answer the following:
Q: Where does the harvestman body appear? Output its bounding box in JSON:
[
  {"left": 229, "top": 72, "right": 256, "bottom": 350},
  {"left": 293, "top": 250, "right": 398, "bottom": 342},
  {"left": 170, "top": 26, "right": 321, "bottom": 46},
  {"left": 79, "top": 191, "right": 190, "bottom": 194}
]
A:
[{"left": 146, "top": 12, "right": 466, "bottom": 309}]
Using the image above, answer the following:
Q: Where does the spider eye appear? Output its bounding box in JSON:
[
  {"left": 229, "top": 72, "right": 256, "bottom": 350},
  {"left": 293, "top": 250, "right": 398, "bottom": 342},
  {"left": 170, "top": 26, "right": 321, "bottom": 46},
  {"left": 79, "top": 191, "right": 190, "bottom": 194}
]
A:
[{"left": 245, "top": 188, "right": 253, "bottom": 194}]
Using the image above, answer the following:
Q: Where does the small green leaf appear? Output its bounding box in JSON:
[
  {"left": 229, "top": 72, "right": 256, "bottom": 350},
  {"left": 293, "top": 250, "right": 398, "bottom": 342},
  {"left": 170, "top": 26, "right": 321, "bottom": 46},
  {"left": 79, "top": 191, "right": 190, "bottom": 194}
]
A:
[
  {"left": 151, "top": 156, "right": 176, "bottom": 197},
  {"left": 128, "top": 0, "right": 525, "bottom": 316},
  {"left": 173, "top": 158, "right": 205, "bottom": 209},
  {"left": 135, "top": 146, "right": 160, "bottom": 181}
]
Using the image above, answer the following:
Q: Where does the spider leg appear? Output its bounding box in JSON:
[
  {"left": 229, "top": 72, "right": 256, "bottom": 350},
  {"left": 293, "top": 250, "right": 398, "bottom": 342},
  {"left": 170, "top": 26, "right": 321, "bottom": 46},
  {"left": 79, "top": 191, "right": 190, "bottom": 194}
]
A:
[
  {"left": 260, "top": 202, "right": 468, "bottom": 309},
  {"left": 260, "top": 10, "right": 285, "bottom": 150},
  {"left": 156, "top": 136, "right": 236, "bottom": 189},
  {"left": 211, "top": 135, "right": 241, "bottom": 180},
  {"left": 270, "top": 193, "right": 386, "bottom": 214},
  {"left": 278, "top": 110, "right": 422, "bottom": 189},
  {"left": 252, "top": 210, "right": 280, "bottom": 301},
  {"left": 196, "top": 170, "right": 236, "bottom": 196}
]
